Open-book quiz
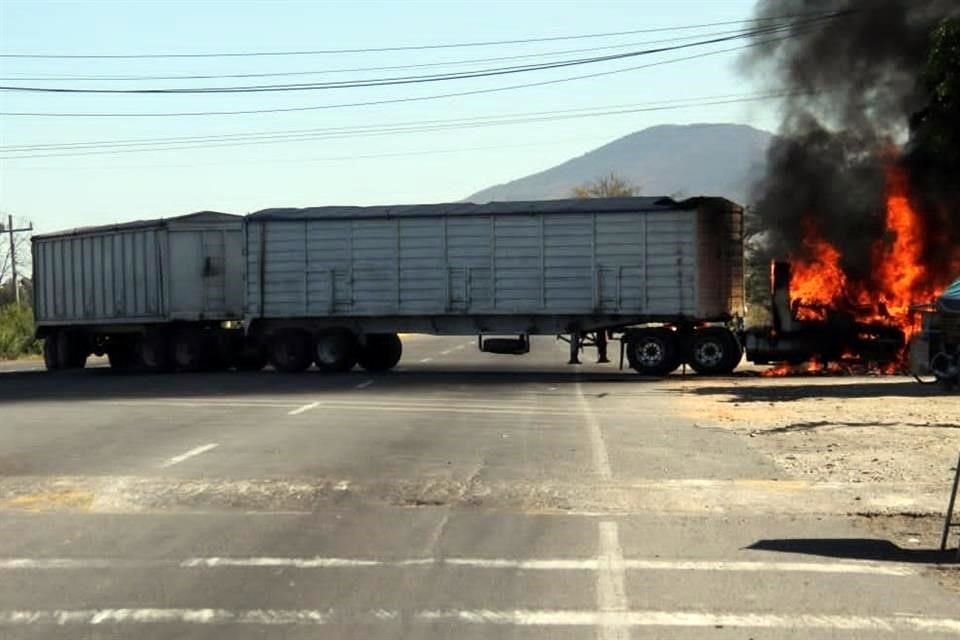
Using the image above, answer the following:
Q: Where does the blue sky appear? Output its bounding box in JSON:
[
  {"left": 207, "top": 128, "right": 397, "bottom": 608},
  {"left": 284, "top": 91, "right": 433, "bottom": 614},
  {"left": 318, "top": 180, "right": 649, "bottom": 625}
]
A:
[{"left": 1, "top": 0, "right": 772, "bottom": 233}]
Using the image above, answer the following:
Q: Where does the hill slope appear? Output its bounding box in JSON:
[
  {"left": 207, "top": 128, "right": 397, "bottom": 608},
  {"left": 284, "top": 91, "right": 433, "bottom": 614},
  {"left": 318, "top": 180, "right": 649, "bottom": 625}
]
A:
[{"left": 467, "top": 123, "right": 772, "bottom": 204}]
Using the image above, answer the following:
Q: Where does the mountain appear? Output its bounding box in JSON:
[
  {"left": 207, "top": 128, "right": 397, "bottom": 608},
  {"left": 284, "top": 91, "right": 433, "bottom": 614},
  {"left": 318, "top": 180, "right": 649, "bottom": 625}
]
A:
[{"left": 466, "top": 123, "right": 773, "bottom": 205}]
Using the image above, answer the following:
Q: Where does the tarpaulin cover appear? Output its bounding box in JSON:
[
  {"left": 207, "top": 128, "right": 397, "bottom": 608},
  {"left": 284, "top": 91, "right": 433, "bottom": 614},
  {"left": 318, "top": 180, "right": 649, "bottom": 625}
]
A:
[{"left": 939, "top": 277, "right": 960, "bottom": 313}]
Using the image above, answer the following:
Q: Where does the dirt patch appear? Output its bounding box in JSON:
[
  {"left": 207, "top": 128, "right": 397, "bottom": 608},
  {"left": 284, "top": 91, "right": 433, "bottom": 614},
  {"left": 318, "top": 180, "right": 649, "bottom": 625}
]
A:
[
  {"left": 859, "top": 513, "right": 960, "bottom": 593},
  {"left": 674, "top": 375, "right": 960, "bottom": 591}
]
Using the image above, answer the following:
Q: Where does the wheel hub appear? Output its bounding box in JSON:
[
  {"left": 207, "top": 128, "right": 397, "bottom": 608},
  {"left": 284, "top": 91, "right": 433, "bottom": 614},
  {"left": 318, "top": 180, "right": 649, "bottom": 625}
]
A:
[
  {"left": 694, "top": 340, "right": 724, "bottom": 367},
  {"left": 637, "top": 340, "right": 665, "bottom": 366}
]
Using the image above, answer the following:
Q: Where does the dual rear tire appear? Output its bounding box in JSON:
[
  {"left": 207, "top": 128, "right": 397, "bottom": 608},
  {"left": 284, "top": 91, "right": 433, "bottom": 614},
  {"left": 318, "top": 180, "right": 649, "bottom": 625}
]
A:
[
  {"left": 43, "top": 331, "right": 88, "bottom": 371},
  {"left": 626, "top": 327, "right": 741, "bottom": 376},
  {"left": 266, "top": 330, "right": 402, "bottom": 373}
]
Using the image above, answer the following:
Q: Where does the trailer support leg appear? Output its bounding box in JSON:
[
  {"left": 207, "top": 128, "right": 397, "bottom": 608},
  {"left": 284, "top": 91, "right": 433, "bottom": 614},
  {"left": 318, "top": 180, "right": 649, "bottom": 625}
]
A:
[
  {"left": 596, "top": 331, "right": 609, "bottom": 364},
  {"left": 568, "top": 333, "right": 581, "bottom": 365}
]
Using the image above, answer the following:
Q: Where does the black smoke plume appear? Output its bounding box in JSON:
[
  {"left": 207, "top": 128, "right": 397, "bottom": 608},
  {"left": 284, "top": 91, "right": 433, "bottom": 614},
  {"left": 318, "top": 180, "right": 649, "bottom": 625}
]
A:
[{"left": 742, "top": 0, "right": 960, "bottom": 295}]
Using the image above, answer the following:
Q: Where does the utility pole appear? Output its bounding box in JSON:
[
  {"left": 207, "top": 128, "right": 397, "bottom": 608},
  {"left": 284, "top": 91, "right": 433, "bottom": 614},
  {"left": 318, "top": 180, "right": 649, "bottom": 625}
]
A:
[{"left": 3, "top": 215, "right": 33, "bottom": 304}]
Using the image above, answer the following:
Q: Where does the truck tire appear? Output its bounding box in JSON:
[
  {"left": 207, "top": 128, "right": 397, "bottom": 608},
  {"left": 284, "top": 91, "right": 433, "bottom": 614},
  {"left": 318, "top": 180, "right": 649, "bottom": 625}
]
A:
[
  {"left": 172, "top": 329, "right": 211, "bottom": 372},
  {"left": 314, "top": 329, "right": 358, "bottom": 373},
  {"left": 53, "top": 331, "right": 87, "bottom": 370},
  {"left": 43, "top": 333, "right": 62, "bottom": 371},
  {"left": 626, "top": 329, "right": 680, "bottom": 376},
  {"left": 268, "top": 330, "right": 312, "bottom": 373},
  {"left": 140, "top": 332, "right": 173, "bottom": 372},
  {"left": 687, "top": 327, "right": 742, "bottom": 375},
  {"left": 358, "top": 333, "right": 403, "bottom": 372}
]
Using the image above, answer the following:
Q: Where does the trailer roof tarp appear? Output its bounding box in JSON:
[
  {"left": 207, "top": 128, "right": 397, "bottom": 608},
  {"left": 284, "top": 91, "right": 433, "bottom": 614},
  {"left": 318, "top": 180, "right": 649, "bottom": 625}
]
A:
[{"left": 248, "top": 196, "right": 741, "bottom": 221}]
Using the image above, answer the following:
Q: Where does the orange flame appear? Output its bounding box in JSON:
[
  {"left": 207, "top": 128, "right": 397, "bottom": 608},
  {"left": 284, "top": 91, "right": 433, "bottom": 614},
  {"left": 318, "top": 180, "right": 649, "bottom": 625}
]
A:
[{"left": 787, "top": 164, "right": 946, "bottom": 342}]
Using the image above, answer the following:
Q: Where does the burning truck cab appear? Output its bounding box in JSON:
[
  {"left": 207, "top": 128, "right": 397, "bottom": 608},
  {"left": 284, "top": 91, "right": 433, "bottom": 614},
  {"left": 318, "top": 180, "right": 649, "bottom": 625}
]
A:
[{"left": 744, "top": 261, "right": 906, "bottom": 370}]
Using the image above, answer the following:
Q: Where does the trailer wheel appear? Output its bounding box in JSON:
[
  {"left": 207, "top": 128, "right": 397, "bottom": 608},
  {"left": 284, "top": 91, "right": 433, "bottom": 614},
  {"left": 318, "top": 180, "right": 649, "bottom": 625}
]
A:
[
  {"left": 43, "top": 333, "right": 62, "bottom": 371},
  {"left": 687, "top": 327, "right": 742, "bottom": 375},
  {"left": 172, "top": 329, "right": 213, "bottom": 372},
  {"left": 358, "top": 333, "right": 403, "bottom": 372},
  {"left": 268, "top": 330, "right": 312, "bottom": 373},
  {"left": 626, "top": 329, "right": 680, "bottom": 376},
  {"left": 314, "top": 329, "right": 358, "bottom": 373},
  {"left": 140, "top": 332, "right": 173, "bottom": 372}
]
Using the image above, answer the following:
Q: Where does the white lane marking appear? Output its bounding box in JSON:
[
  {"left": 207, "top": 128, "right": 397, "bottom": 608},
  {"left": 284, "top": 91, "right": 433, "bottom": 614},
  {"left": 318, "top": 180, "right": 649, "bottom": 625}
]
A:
[
  {"left": 438, "top": 349, "right": 454, "bottom": 356},
  {"left": 597, "top": 521, "right": 629, "bottom": 640},
  {"left": 415, "top": 611, "right": 960, "bottom": 633},
  {"left": 2, "top": 609, "right": 958, "bottom": 632},
  {"left": 418, "top": 357, "right": 433, "bottom": 363},
  {"left": 105, "top": 400, "right": 298, "bottom": 409},
  {"left": 354, "top": 379, "right": 374, "bottom": 390},
  {"left": 0, "top": 557, "right": 918, "bottom": 576},
  {"left": 334, "top": 480, "right": 351, "bottom": 491},
  {"left": 159, "top": 443, "right": 218, "bottom": 468},
  {"left": 576, "top": 381, "right": 612, "bottom": 479},
  {"left": 181, "top": 557, "right": 433, "bottom": 568},
  {"left": 287, "top": 401, "right": 320, "bottom": 416}
]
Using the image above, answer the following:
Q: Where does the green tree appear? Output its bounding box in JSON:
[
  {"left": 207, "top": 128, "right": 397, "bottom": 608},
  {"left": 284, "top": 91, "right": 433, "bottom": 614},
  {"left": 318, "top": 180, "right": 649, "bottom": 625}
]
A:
[
  {"left": 909, "top": 17, "right": 960, "bottom": 190},
  {"left": 571, "top": 172, "right": 640, "bottom": 198}
]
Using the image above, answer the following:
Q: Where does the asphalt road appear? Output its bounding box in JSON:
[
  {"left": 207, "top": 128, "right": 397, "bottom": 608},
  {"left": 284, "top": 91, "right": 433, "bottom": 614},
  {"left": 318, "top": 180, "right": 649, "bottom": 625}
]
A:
[{"left": 0, "top": 335, "right": 957, "bottom": 639}]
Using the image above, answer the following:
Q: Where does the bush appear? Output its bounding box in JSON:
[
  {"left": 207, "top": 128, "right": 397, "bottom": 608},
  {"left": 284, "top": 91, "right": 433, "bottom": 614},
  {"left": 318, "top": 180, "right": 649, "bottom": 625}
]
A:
[{"left": 0, "top": 303, "right": 41, "bottom": 359}]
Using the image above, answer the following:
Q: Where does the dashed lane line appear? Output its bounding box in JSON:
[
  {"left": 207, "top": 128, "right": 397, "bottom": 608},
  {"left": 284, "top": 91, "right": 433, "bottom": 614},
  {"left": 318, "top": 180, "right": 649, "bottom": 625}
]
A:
[
  {"left": 159, "top": 444, "right": 219, "bottom": 468},
  {"left": 354, "top": 379, "right": 374, "bottom": 390},
  {"left": 576, "top": 380, "right": 612, "bottom": 479},
  {"left": 418, "top": 357, "right": 433, "bottom": 363},
  {"left": 1, "top": 609, "right": 958, "bottom": 633},
  {"left": 287, "top": 401, "right": 320, "bottom": 416}
]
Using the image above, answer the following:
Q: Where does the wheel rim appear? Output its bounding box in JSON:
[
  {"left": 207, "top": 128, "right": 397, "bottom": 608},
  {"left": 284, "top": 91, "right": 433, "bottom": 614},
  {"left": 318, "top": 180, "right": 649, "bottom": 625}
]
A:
[
  {"left": 636, "top": 339, "right": 666, "bottom": 367},
  {"left": 694, "top": 340, "right": 724, "bottom": 368}
]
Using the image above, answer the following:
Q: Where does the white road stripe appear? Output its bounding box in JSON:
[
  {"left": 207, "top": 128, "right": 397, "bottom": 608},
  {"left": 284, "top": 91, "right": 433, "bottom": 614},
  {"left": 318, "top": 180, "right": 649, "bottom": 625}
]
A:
[
  {"left": 597, "top": 521, "right": 629, "bottom": 640},
  {"left": 1, "top": 609, "right": 958, "bottom": 632},
  {"left": 0, "top": 557, "right": 917, "bottom": 576},
  {"left": 159, "top": 443, "right": 218, "bottom": 468},
  {"left": 354, "top": 379, "right": 374, "bottom": 390},
  {"left": 576, "top": 381, "right": 612, "bottom": 479},
  {"left": 418, "top": 357, "right": 433, "bottom": 363},
  {"left": 438, "top": 349, "right": 454, "bottom": 356},
  {"left": 105, "top": 400, "right": 298, "bottom": 409},
  {"left": 287, "top": 401, "right": 320, "bottom": 416}
]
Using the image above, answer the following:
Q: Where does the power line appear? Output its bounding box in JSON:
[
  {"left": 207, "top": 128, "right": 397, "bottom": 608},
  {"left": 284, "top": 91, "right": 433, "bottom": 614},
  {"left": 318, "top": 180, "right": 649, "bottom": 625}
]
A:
[
  {"left": 0, "top": 23, "right": 802, "bottom": 94},
  {"left": 0, "top": 92, "right": 795, "bottom": 159},
  {"left": 0, "top": 11, "right": 849, "bottom": 59},
  {"left": 0, "top": 30, "right": 819, "bottom": 117},
  {"left": 0, "top": 27, "right": 758, "bottom": 82},
  {"left": 4, "top": 93, "right": 772, "bottom": 152}
]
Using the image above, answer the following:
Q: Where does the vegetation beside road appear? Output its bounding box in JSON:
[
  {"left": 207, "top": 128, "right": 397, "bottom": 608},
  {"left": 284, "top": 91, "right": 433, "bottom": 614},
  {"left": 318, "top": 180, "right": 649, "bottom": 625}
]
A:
[{"left": 0, "top": 303, "right": 41, "bottom": 360}]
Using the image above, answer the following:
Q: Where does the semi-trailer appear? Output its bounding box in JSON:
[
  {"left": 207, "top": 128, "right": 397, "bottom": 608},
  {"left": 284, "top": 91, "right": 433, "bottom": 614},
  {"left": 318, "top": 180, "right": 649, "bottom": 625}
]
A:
[{"left": 32, "top": 196, "right": 747, "bottom": 375}]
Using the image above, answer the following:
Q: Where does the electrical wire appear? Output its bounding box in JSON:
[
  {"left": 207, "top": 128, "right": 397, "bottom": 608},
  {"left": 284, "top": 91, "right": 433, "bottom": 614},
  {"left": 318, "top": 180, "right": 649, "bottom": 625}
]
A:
[
  {"left": 0, "top": 26, "right": 762, "bottom": 82},
  {"left": 0, "top": 92, "right": 795, "bottom": 159},
  {"left": 3, "top": 92, "right": 774, "bottom": 152},
  {"left": 0, "top": 20, "right": 823, "bottom": 94},
  {"left": 0, "top": 10, "right": 850, "bottom": 58},
  {"left": 0, "top": 30, "right": 817, "bottom": 117}
]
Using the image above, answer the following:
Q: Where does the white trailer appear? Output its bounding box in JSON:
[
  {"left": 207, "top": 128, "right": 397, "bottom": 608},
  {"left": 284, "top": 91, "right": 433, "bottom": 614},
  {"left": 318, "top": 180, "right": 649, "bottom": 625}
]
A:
[
  {"left": 31, "top": 211, "right": 250, "bottom": 371},
  {"left": 245, "top": 197, "right": 745, "bottom": 375}
]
